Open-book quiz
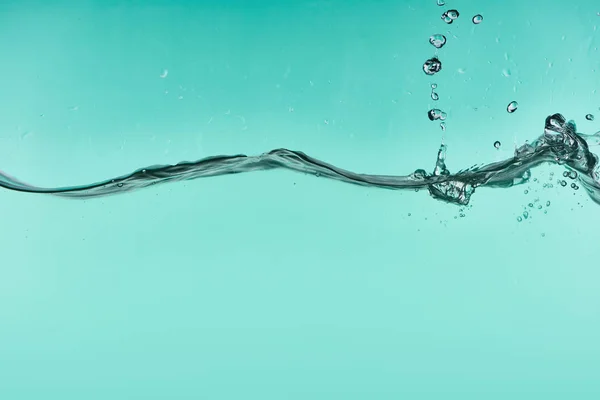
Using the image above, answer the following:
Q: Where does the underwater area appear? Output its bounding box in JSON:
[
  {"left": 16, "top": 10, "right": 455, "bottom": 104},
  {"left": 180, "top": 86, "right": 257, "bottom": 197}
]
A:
[{"left": 1, "top": 0, "right": 600, "bottom": 398}]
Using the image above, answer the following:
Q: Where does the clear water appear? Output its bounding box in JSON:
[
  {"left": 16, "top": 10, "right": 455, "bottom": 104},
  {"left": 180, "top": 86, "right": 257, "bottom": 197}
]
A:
[{"left": 1, "top": 1, "right": 600, "bottom": 398}]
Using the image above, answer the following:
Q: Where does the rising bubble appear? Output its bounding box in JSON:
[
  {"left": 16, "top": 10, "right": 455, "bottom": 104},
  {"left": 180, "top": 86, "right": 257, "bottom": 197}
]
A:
[
  {"left": 441, "top": 10, "right": 459, "bottom": 24},
  {"left": 586, "top": 113, "right": 595, "bottom": 121},
  {"left": 494, "top": 140, "right": 501, "bottom": 149},
  {"left": 423, "top": 57, "right": 442, "bottom": 75},
  {"left": 472, "top": 14, "right": 483, "bottom": 24},
  {"left": 507, "top": 101, "right": 518, "bottom": 113},
  {"left": 429, "top": 34, "right": 447, "bottom": 49},
  {"left": 428, "top": 109, "right": 447, "bottom": 121}
]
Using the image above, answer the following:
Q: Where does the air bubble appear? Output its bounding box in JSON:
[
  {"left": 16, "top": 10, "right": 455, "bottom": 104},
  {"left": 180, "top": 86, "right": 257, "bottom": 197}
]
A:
[
  {"left": 429, "top": 34, "right": 447, "bottom": 49},
  {"left": 568, "top": 170, "right": 578, "bottom": 179},
  {"left": 494, "top": 140, "right": 501, "bottom": 149},
  {"left": 428, "top": 108, "right": 447, "bottom": 121},
  {"left": 507, "top": 101, "right": 518, "bottom": 113},
  {"left": 437, "top": 0, "right": 445, "bottom": 5},
  {"left": 431, "top": 92, "right": 439, "bottom": 101},
  {"left": 472, "top": 14, "right": 483, "bottom": 24},
  {"left": 423, "top": 57, "right": 442, "bottom": 75},
  {"left": 441, "top": 10, "right": 459, "bottom": 24},
  {"left": 440, "top": 122, "right": 446, "bottom": 131},
  {"left": 431, "top": 83, "right": 438, "bottom": 89},
  {"left": 586, "top": 113, "right": 595, "bottom": 121}
]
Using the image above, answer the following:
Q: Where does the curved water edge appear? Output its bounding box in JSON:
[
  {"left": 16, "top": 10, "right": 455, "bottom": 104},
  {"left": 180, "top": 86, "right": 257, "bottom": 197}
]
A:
[{"left": 1, "top": 113, "right": 599, "bottom": 206}]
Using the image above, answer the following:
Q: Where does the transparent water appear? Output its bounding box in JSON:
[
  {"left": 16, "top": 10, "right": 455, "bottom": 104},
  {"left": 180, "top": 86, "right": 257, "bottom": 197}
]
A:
[{"left": 1, "top": 1, "right": 600, "bottom": 398}]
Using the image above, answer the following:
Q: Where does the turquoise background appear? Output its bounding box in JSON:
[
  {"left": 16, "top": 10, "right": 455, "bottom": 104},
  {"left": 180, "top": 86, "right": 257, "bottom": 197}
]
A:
[{"left": 1, "top": 0, "right": 600, "bottom": 398}]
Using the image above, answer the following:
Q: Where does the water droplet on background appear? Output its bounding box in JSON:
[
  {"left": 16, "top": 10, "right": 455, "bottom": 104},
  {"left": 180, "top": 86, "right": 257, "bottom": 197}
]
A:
[
  {"left": 429, "top": 34, "right": 447, "bottom": 49},
  {"left": 507, "top": 101, "right": 518, "bottom": 113},
  {"left": 472, "top": 14, "right": 483, "bottom": 24},
  {"left": 586, "top": 113, "right": 595, "bottom": 121},
  {"left": 423, "top": 57, "right": 442, "bottom": 75},
  {"left": 494, "top": 140, "right": 501, "bottom": 149}
]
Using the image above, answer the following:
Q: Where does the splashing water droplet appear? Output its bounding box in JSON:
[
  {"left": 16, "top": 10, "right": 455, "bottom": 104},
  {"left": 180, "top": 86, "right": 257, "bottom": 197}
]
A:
[
  {"left": 507, "top": 101, "right": 518, "bottom": 113},
  {"left": 494, "top": 141, "right": 501, "bottom": 149},
  {"left": 586, "top": 113, "right": 595, "bottom": 121},
  {"left": 472, "top": 14, "right": 483, "bottom": 24},
  {"left": 429, "top": 34, "right": 447, "bottom": 49},
  {"left": 423, "top": 57, "right": 442, "bottom": 75}
]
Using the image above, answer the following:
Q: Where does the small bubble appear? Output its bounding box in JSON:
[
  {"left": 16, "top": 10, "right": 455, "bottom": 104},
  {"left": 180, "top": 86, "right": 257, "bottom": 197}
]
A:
[
  {"left": 472, "top": 14, "right": 483, "bottom": 24},
  {"left": 563, "top": 171, "right": 569, "bottom": 177},
  {"left": 431, "top": 83, "right": 438, "bottom": 89},
  {"left": 546, "top": 200, "right": 551, "bottom": 206},
  {"left": 431, "top": 92, "right": 439, "bottom": 101},
  {"left": 586, "top": 113, "right": 595, "bottom": 121},
  {"left": 528, "top": 203, "right": 534, "bottom": 208},
  {"left": 560, "top": 180, "right": 567, "bottom": 187},
  {"left": 160, "top": 69, "right": 168, "bottom": 78},
  {"left": 523, "top": 211, "right": 529, "bottom": 219},
  {"left": 494, "top": 140, "right": 501, "bottom": 149},
  {"left": 507, "top": 101, "right": 518, "bottom": 113},
  {"left": 429, "top": 35, "right": 447, "bottom": 49},
  {"left": 440, "top": 122, "right": 447, "bottom": 131},
  {"left": 568, "top": 170, "right": 578, "bottom": 179},
  {"left": 517, "top": 216, "right": 523, "bottom": 222},
  {"left": 524, "top": 189, "right": 529, "bottom": 194},
  {"left": 537, "top": 205, "right": 542, "bottom": 209},
  {"left": 541, "top": 233, "right": 546, "bottom": 237},
  {"left": 437, "top": 0, "right": 445, "bottom": 5},
  {"left": 423, "top": 57, "right": 442, "bottom": 75},
  {"left": 117, "top": 183, "right": 124, "bottom": 187},
  {"left": 571, "top": 183, "right": 579, "bottom": 190},
  {"left": 502, "top": 68, "right": 512, "bottom": 77}
]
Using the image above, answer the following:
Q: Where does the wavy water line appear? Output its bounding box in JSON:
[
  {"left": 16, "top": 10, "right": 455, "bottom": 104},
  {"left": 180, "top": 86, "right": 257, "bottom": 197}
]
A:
[{"left": 1, "top": 113, "right": 599, "bottom": 206}]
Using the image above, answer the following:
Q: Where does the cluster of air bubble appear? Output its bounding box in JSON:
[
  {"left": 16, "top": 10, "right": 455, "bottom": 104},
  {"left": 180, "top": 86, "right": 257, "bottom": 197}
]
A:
[
  {"left": 425, "top": 2, "right": 522, "bottom": 149},
  {"left": 424, "top": 3, "right": 485, "bottom": 131}
]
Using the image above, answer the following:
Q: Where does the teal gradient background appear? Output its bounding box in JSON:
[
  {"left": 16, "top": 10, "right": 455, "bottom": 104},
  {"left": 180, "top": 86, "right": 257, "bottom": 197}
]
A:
[{"left": 1, "top": 0, "right": 600, "bottom": 398}]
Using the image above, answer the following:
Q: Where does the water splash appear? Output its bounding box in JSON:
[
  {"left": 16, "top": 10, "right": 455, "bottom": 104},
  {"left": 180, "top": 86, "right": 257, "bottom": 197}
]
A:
[{"left": 1, "top": 114, "right": 599, "bottom": 206}]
